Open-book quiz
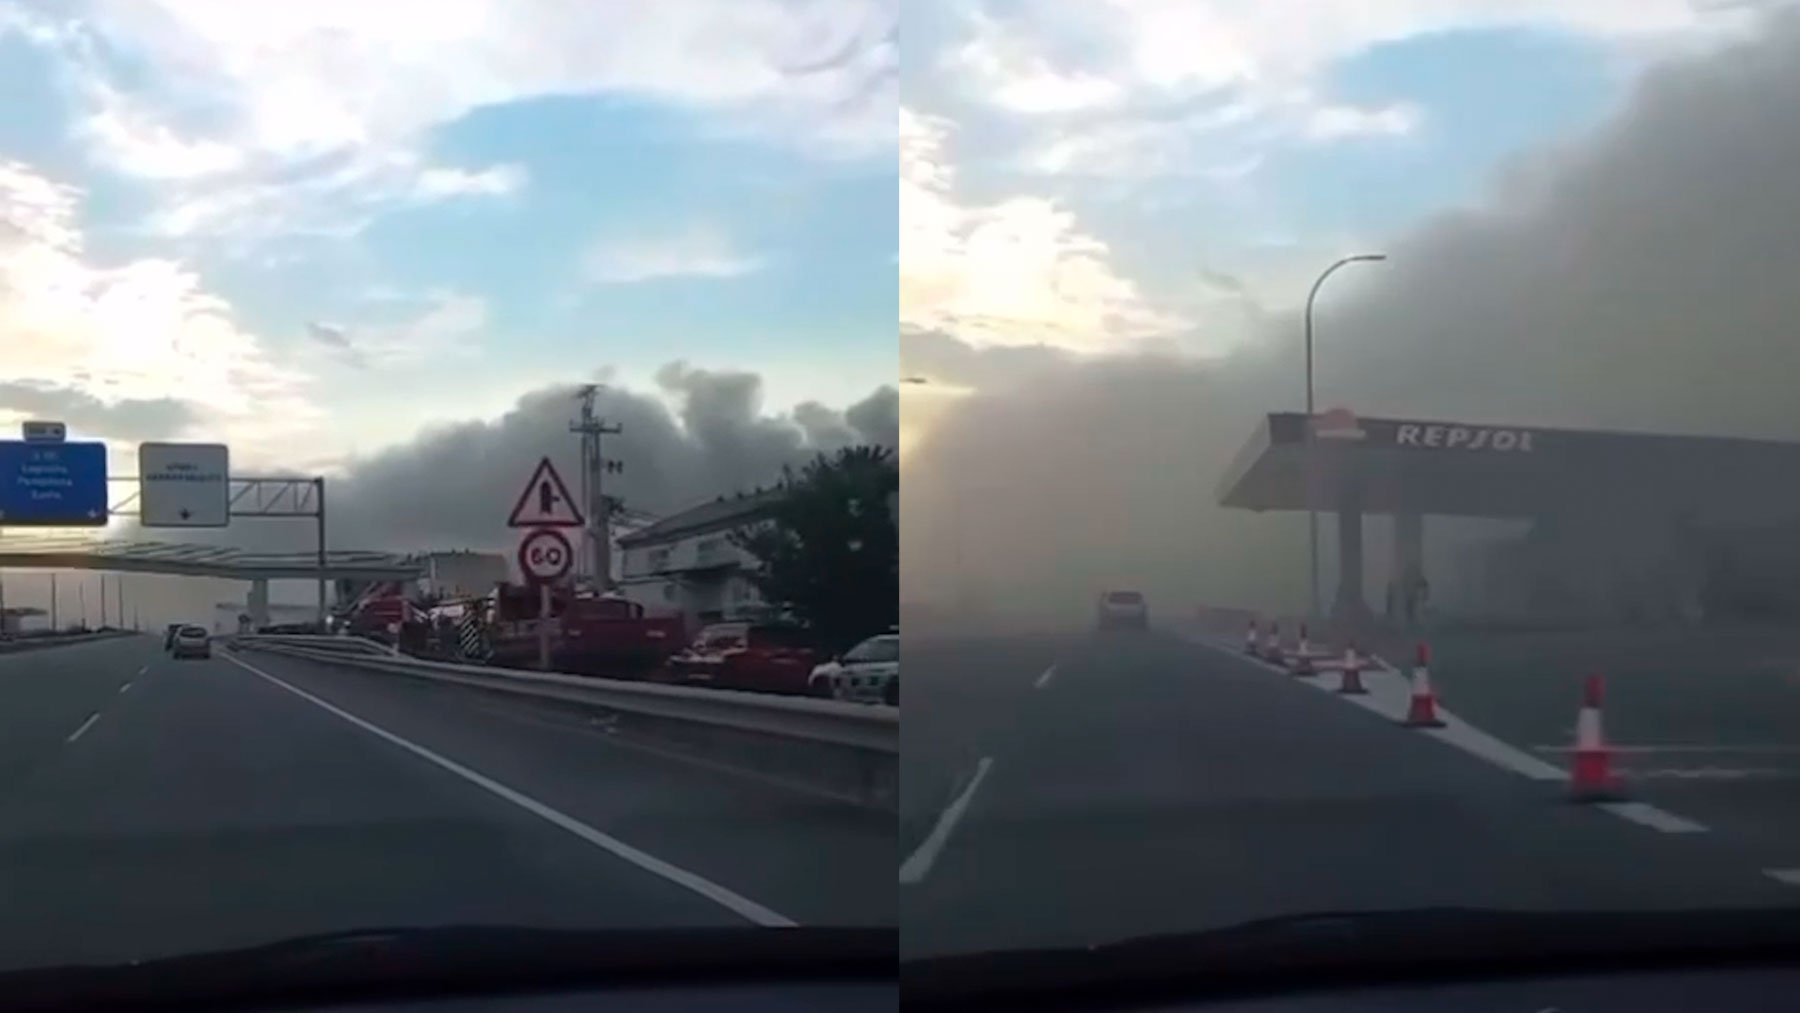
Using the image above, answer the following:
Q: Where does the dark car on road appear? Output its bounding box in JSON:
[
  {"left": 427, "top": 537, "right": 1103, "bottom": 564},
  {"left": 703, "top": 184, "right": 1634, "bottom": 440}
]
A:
[
  {"left": 164, "top": 623, "right": 183, "bottom": 651},
  {"left": 1096, "top": 591, "right": 1149, "bottom": 631},
  {"left": 171, "top": 625, "right": 211, "bottom": 659}
]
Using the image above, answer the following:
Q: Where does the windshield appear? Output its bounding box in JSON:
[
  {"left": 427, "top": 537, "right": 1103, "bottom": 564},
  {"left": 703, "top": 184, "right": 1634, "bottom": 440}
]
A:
[
  {"left": 898, "top": 0, "right": 1800, "bottom": 969},
  {"left": 0, "top": 1, "right": 895, "bottom": 984}
]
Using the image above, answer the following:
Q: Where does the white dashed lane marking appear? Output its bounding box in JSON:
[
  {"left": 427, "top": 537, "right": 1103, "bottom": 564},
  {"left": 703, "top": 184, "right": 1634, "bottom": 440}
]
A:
[{"left": 66, "top": 712, "right": 101, "bottom": 743}]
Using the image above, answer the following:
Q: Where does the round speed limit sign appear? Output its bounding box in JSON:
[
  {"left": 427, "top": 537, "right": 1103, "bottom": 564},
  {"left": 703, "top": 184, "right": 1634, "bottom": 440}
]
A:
[{"left": 517, "top": 527, "right": 574, "bottom": 584}]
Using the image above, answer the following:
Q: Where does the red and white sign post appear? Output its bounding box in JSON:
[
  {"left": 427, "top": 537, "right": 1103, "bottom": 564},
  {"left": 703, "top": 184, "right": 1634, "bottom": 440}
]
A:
[{"left": 508, "top": 457, "right": 584, "bottom": 670}]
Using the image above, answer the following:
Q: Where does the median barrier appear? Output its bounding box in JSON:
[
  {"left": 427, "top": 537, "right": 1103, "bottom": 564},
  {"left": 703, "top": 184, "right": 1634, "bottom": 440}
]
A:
[
  {"left": 0, "top": 629, "right": 139, "bottom": 655},
  {"left": 230, "top": 634, "right": 897, "bottom": 812}
]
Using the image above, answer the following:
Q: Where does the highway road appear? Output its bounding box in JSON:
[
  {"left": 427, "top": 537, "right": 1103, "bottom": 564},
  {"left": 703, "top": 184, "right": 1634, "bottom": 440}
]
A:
[
  {"left": 900, "top": 621, "right": 1800, "bottom": 959},
  {"left": 0, "top": 634, "right": 892, "bottom": 973},
  {"left": 1417, "top": 625, "right": 1800, "bottom": 886}
]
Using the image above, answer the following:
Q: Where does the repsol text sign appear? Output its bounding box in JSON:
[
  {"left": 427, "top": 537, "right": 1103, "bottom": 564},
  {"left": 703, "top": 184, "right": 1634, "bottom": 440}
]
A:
[{"left": 1393, "top": 423, "right": 1536, "bottom": 452}]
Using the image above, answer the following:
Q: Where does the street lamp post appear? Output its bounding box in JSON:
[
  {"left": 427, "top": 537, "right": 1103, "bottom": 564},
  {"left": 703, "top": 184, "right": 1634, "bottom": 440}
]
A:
[{"left": 1303, "top": 253, "right": 1386, "bottom": 621}]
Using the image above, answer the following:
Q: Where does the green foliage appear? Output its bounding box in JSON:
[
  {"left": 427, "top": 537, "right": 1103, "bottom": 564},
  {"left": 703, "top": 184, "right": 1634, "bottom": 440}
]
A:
[{"left": 732, "top": 446, "right": 898, "bottom": 652}]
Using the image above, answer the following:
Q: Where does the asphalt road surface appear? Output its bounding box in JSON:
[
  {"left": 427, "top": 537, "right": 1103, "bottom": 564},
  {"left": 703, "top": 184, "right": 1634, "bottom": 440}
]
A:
[
  {"left": 0, "top": 634, "right": 891, "bottom": 972},
  {"left": 901, "top": 622, "right": 1800, "bottom": 959}
]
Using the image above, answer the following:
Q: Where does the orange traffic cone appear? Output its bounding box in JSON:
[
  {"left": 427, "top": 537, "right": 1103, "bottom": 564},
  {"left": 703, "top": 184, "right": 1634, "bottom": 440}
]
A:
[
  {"left": 1292, "top": 623, "right": 1315, "bottom": 675},
  {"left": 1569, "top": 675, "right": 1623, "bottom": 801},
  {"left": 1403, "top": 642, "right": 1445, "bottom": 727},
  {"left": 1337, "top": 644, "right": 1367, "bottom": 695},
  {"left": 1244, "top": 619, "right": 1259, "bottom": 654},
  {"left": 1263, "top": 620, "right": 1283, "bottom": 662}
]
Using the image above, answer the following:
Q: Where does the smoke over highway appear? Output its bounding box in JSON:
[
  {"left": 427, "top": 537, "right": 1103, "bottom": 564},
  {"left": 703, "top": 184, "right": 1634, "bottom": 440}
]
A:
[
  {"left": 1, "top": 366, "right": 896, "bottom": 624},
  {"left": 902, "top": 6, "right": 1800, "bottom": 628},
  {"left": 318, "top": 365, "right": 897, "bottom": 556}
]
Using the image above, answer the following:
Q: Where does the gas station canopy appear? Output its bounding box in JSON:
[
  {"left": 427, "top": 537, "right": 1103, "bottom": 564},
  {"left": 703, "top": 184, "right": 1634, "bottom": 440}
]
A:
[{"left": 1217, "top": 410, "right": 1800, "bottom": 525}]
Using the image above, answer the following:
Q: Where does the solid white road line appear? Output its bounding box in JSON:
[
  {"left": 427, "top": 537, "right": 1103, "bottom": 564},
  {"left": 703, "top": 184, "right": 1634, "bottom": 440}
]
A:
[
  {"left": 220, "top": 651, "right": 797, "bottom": 927},
  {"left": 1181, "top": 628, "right": 1715, "bottom": 833},
  {"left": 66, "top": 712, "right": 100, "bottom": 743},
  {"left": 1034, "top": 665, "right": 1056, "bottom": 690},
  {"left": 118, "top": 682, "right": 132, "bottom": 694},
  {"left": 901, "top": 756, "right": 994, "bottom": 886},
  {"left": 1597, "top": 801, "right": 1710, "bottom": 834}
]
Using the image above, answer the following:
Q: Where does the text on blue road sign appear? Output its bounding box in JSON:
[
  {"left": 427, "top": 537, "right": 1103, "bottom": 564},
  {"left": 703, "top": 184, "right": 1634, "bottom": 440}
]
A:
[{"left": 0, "top": 440, "right": 109, "bottom": 526}]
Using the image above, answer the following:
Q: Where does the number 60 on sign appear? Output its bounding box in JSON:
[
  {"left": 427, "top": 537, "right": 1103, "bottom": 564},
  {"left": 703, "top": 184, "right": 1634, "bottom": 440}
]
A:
[{"left": 518, "top": 527, "right": 573, "bottom": 584}]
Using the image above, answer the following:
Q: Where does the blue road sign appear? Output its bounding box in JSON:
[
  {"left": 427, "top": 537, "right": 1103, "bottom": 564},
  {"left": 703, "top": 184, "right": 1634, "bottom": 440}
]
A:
[{"left": 0, "top": 440, "right": 108, "bottom": 527}]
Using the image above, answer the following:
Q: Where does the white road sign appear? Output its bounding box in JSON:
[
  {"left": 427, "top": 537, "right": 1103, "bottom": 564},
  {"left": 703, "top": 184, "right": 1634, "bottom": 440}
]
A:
[
  {"left": 507, "top": 456, "right": 585, "bottom": 528},
  {"left": 518, "top": 527, "right": 574, "bottom": 584},
  {"left": 138, "top": 442, "right": 230, "bottom": 528}
]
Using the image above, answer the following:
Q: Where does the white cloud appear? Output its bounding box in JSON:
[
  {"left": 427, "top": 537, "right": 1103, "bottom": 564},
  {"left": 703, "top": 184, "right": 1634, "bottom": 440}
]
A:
[
  {"left": 1301, "top": 101, "right": 1423, "bottom": 141},
  {"left": 306, "top": 291, "right": 491, "bottom": 369},
  {"left": 582, "top": 226, "right": 765, "bottom": 285},
  {"left": 412, "top": 164, "right": 529, "bottom": 200},
  {"left": 143, "top": 149, "right": 517, "bottom": 240},
  {"left": 77, "top": 85, "right": 247, "bottom": 179},
  {"left": 0, "top": 160, "right": 326, "bottom": 467},
  {"left": 952, "top": 0, "right": 1748, "bottom": 104},
  {"left": 947, "top": 10, "right": 1127, "bottom": 114},
  {"left": 940, "top": 0, "right": 1755, "bottom": 174},
  {"left": 17, "top": 0, "right": 895, "bottom": 240},
  {"left": 898, "top": 108, "right": 1189, "bottom": 353}
]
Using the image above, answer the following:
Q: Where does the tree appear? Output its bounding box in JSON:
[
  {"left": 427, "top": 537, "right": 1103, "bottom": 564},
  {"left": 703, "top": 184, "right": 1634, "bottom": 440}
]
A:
[{"left": 733, "top": 445, "right": 898, "bottom": 653}]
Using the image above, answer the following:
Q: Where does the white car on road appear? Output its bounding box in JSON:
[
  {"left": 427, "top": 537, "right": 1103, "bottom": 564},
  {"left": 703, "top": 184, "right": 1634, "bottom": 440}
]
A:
[
  {"left": 808, "top": 632, "right": 899, "bottom": 706},
  {"left": 1095, "top": 590, "right": 1149, "bottom": 631},
  {"left": 171, "top": 625, "right": 212, "bottom": 659}
]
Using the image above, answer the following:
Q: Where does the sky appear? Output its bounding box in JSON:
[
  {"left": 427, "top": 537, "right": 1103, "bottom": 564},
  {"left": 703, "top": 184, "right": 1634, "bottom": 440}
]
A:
[
  {"left": 1, "top": 0, "right": 895, "bottom": 470},
  {"left": 898, "top": 0, "right": 1798, "bottom": 627},
  {"left": 0, "top": 0, "right": 897, "bottom": 625}
]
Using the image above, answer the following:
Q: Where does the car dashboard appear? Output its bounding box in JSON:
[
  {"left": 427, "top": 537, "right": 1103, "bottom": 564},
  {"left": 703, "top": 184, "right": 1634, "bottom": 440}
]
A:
[{"left": 1110, "top": 963, "right": 1800, "bottom": 1011}]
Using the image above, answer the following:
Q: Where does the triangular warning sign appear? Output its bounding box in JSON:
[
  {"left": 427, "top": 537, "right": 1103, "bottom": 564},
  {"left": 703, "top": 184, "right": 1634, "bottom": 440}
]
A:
[{"left": 507, "top": 457, "right": 586, "bottom": 528}]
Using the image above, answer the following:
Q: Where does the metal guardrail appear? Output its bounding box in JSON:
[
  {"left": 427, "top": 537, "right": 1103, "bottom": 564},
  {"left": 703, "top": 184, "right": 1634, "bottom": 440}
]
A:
[
  {"left": 0, "top": 629, "right": 139, "bottom": 654},
  {"left": 242, "top": 634, "right": 397, "bottom": 657},
  {"left": 229, "top": 634, "right": 897, "bottom": 810}
]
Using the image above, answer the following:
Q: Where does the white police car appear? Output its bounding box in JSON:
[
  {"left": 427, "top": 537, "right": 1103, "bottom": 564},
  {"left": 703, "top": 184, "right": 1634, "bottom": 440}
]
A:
[{"left": 808, "top": 632, "right": 898, "bottom": 706}]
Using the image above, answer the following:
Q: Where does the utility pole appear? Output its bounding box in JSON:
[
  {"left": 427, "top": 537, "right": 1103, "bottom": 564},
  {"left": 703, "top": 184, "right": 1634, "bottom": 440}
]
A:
[
  {"left": 315, "top": 477, "right": 329, "bottom": 629},
  {"left": 570, "top": 385, "right": 623, "bottom": 592},
  {"left": 49, "top": 573, "right": 57, "bottom": 631},
  {"left": 99, "top": 574, "right": 108, "bottom": 628}
]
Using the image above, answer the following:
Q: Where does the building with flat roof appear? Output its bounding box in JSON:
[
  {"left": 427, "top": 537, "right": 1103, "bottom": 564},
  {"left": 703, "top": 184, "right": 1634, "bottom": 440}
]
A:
[{"left": 615, "top": 489, "right": 786, "bottom": 630}]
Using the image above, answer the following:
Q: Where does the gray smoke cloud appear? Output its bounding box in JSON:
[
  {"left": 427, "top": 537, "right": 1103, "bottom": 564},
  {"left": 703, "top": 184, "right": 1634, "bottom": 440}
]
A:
[
  {"left": 1, "top": 366, "right": 896, "bottom": 626},
  {"left": 902, "top": 6, "right": 1800, "bottom": 628}
]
